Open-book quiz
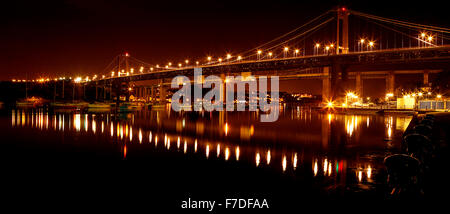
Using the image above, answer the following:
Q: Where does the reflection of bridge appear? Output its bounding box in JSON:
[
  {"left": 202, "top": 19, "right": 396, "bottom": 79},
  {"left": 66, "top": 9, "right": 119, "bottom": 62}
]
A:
[{"left": 79, "top": 7, "right": 450, "bottom": 102}]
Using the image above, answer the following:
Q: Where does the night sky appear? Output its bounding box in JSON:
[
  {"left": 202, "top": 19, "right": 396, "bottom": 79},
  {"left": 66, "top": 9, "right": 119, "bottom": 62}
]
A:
[{"left": 1, "top": 0, "right": 449, "bottom": 82}]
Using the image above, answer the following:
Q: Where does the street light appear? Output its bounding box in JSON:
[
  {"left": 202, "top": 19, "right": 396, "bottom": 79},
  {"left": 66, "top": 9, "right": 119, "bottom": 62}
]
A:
[
  {"left": 207, "top": 56, "right": 212, "bottom": 63},
  {"left": 368, "top": 41, "right": 374, "bottom": 51},
  {"left": 268, "top": 52, "right": 273, "bottom": 58},
  {"left": 359, "top": 39, "right": 365, "bottom": 51},
  {"left": 420, "top": 33, "right": 426, "bottom": 47},
  {"left": 237, "top": 55, "right": 242, "bottom": 61},
  {"left": 226, "top": 54, "right": 232, "bottom": 62},
  {"left": 185, "top": 59, "right": 189, "bottom": 65},
  {"left": 427, "top": 36, "right": 433, "bottom": 46},
  {"left": 294, "top": 49, "right": 299, "bottom": 57},
  {"left": 283, "top": 47, "right": 289, "bottom": 58},
  {"left": 314, "top": 43, "right": 320, "bottom": 55},
  {"left": 218, "top": 58, "right": 223, "bottom": 63},
  {"left": 257, "top": 50, "right": 262, "bottom": 60}
]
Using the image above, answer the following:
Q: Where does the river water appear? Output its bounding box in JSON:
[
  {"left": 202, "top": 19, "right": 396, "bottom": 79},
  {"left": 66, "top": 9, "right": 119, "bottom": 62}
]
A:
[{"left": 0, "top": 105, "right": 412, "bottom": 209}]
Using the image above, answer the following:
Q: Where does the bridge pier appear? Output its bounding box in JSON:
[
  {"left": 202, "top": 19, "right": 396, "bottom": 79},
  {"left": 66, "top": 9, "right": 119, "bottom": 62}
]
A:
[
  {"left": 159, "top": 79, "right": 166, "bottom": 103},
  {"left": 95, "top": 82, "right": 99, "bottom": 100},
  {"left": 322, "top": 66, "right": 331, "bottom": 102},
  {"left": 137, "top": 87, "right": 142, "bottom": 100},
  {"left": 356, "top": 72, "right": 363, "bottom": 97},
  {"left": 148, "top": 86, "right": 153, "bottom": 103},
  {"left": 220, "top": 74, "right": 226, "bottom": 104},
  {"left": 62, "top": 80, "right": 65, "bottom": 99},
  {"left": 113, "top": 81, "right": 122, "bottom": 104},
  {"left": 423, "top": 70, "right": 429, "bottom": 87},
  {"left": 386, "top": 71, "right": 395, "bottom": 95},
  {"left": 142, "top": 87, "right": 147, "bottom": 102}
]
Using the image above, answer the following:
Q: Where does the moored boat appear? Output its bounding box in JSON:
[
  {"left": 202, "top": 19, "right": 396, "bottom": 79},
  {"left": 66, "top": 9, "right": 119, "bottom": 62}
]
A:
[
  {"left": 50, "top": 102, "right": 88, "bottom": 109},
  {"left": 88, "top": 103, "right": 111, "bottom": 109},
  {"left": 16, "top": 97, "right": 45, "bottom": 108}
]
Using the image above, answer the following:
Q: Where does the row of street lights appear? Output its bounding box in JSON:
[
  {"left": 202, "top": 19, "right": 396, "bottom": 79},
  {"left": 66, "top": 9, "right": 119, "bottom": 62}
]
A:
[
  {"left": 357, "top": 39, "right": 375, "bottom": 52},
  {"left": 57, "top": 31, "right": 438, "bottom": 82},
  {"left": 418, "top": 32, "right": 434, "bottom": 47}
]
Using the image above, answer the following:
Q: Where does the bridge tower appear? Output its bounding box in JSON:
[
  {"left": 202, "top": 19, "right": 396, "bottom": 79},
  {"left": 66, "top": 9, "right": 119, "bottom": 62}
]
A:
[{"left": 336, "top": 7, "right": 349, "bottom": 54}]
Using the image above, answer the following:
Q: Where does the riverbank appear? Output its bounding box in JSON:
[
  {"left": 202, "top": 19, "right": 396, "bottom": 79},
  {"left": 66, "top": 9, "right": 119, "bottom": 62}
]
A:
[{"left": 315, "top": 106, "right": 443, "bottom": 115}]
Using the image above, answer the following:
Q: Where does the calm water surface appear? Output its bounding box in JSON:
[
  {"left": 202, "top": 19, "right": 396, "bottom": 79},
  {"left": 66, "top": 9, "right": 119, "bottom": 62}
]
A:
[{"left": 1, "top": 105, "right": 412, "bottom": 206}]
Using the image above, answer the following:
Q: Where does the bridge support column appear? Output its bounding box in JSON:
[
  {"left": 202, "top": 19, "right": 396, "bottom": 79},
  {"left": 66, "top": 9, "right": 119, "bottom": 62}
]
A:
[
  {"left": 356, "top": 72, "right": 363, "bottom": 97},
  {"left": 159, "top": 79, "right": 166, "bottom": 103},
  {"left": 386, "top": 71, "right": 395, "bottom": 95},
  {"left": 95, "top": 82, "right": 98, "bottom": 100},
  {"left": 114, "top": 82, "right": 121, "bottom": 104},
  {"left": 423, "top": 70, "right": 429, "bottom": 87},
  {"left": 220, "top": 73, "right": 226, "bottom": 104},
  {"left": 322, "top": 67, "right": 331, "bottom": 102},
  {"left": 103, "top": 83, "right": 106, "bottom": 100},
  {"left": 137, "top": 87, "right": 142, "bottom": 100},
  {"left": 143, "top": 87, "right": 147, "bottom": 101},
  {"left": 62, "top": 81, "right": 65, "bottom": 99},
  {"left": 151, "top": 86, "right": 155, "bottom": 103},
  {"left": 125, "top": 82, "right": 130, "bottom": 102}
]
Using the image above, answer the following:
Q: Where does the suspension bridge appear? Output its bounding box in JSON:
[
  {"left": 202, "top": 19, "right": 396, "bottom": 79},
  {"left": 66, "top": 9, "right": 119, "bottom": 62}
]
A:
[{"left": 52, "top": 6, "right": 450, "bottom": 103}]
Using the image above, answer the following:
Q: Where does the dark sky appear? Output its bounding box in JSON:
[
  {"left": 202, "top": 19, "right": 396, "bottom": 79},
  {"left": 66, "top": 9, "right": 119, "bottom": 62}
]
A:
[{"left": 1, "top": 0, "right": 449, "bottom": 80}]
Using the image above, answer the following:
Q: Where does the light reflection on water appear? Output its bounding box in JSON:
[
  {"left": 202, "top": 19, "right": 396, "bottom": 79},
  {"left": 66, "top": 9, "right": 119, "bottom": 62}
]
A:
[{"left": 9, "top": 107, "right": 412, "bottom": 190}]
